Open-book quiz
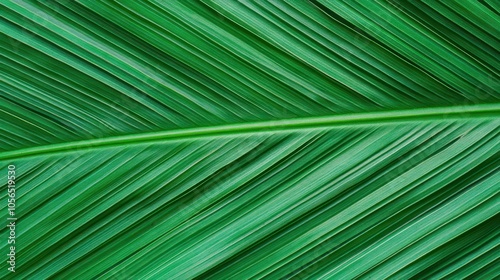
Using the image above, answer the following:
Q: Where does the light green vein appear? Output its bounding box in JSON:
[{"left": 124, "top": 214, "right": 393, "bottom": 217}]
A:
[{"left": 1, "top": 103, "right": 499, "bottom": 160}]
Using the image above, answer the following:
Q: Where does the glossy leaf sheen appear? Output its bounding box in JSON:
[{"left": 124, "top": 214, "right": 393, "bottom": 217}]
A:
[{"left": 0, "top": 1, "right": 499, "bottom": 279}]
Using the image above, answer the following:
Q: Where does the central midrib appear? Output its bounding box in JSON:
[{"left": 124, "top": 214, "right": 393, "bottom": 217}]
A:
[{"left": 2, "top": 103, "right": 499, "bottom": 160}]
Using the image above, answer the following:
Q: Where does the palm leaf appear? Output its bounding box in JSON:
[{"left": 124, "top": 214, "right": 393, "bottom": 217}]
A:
[{"left": 0, "top": 1, "right": 499, "bottom": 279}]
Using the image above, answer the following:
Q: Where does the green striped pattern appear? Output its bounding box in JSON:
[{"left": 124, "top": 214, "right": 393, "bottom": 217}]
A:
[{"left": 0, "top": 1, "right": 499, "bottom": 279}]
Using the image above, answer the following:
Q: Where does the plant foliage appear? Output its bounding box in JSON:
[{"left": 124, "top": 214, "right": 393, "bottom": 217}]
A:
[{"left": 0, "top": 1, "right": 499, "bottom": 279}]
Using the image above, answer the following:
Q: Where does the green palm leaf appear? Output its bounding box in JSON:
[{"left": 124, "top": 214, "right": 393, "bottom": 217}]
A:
[{"left": 0, "top": 1, "right": 499, "bottom": 279}]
